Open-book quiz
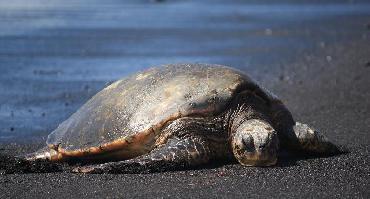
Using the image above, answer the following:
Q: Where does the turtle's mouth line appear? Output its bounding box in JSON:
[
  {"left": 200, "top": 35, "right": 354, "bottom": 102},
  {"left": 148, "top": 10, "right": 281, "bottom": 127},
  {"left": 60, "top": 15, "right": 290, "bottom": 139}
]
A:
[{"left": 235, "top": 151, "right": 278, "bottom": 167}]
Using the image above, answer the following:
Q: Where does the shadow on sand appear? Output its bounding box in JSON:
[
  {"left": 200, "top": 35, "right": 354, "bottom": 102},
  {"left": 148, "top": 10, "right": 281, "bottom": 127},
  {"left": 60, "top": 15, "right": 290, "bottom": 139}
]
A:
[{"left": 0, "top": 146, "right": 348, "bottom": 174}]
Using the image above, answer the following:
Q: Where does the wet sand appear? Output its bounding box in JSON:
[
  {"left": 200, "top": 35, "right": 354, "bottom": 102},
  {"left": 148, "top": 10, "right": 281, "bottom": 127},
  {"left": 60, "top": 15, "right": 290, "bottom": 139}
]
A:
[{"left": 0, "top": 0, "right": 369, "bottom": 198}]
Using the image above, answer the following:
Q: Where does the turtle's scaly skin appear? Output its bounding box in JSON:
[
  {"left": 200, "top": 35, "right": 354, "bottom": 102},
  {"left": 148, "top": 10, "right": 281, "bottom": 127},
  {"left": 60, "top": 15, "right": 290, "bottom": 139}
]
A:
[{"left": 24, "top": 63, "right": 340, "bottom": 173}]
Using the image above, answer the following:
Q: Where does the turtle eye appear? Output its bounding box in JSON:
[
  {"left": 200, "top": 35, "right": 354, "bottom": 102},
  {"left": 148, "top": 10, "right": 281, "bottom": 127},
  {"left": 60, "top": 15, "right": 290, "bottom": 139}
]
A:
[{"left": 188, "top": 102, "right": 196, "bottom": 108}]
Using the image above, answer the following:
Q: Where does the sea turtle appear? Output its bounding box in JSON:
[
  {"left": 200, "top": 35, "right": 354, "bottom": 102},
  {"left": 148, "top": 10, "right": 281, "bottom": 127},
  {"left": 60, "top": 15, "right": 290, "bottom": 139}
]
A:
[{"left": 25, "top": 63, "right": 340, "bottom": 173}]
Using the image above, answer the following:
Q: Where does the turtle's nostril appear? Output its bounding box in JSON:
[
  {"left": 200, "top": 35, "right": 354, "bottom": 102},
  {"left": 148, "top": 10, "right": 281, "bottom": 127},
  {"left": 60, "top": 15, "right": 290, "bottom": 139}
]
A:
[
  {"left": 258, "top": 143, "right": 266, "bottom": 150},
  {"left": 242, "top": 136, "right": 255, "bottom": 152}
]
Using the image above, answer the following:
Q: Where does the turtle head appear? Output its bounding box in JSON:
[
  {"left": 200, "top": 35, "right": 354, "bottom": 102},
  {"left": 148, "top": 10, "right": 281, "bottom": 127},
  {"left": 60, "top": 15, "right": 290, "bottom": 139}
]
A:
[{"left": 231, "top": 119, "right": 279, "bottom": 166}]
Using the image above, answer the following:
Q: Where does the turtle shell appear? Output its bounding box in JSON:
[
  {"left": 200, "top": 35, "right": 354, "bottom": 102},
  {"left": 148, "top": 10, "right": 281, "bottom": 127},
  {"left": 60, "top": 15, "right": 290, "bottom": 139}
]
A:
[{"left": 47, "top": 63, "right": 277, "bottom": 158}]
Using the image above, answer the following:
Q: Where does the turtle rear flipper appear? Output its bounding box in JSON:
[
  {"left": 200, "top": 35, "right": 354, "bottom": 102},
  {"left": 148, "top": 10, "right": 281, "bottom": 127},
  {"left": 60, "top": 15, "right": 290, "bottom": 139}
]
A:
[{"left": 73, "top": 136, "right": 212, "bottom": 174}]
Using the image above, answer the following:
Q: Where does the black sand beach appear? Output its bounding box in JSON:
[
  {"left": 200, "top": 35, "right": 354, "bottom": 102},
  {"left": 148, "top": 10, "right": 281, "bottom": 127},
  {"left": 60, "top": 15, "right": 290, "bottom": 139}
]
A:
[{"left": 0, "top": 0, "right": 369, "bottom": 198}]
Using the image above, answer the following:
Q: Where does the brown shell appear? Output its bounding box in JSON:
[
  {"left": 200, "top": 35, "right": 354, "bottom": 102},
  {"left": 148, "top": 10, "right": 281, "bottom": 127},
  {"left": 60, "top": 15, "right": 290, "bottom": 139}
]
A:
[{"left": 46, "top": 63, "right": 276, "bottom": 159}]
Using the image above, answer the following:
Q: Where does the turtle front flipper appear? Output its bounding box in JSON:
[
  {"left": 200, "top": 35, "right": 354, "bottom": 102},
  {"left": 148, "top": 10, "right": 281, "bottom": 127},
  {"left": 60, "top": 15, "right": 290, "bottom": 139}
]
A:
[
  {"left": 270, "top": 102, "right": 343, "bottom": 156},
  {"left": 290, "top": 122, "right": 342, "bottom": 155},
  {"left": 73, "top": 136, "right": 212, "bottom": 174},
  {"left": 23, "top": 146, "right": 55, "bottom": 161}
]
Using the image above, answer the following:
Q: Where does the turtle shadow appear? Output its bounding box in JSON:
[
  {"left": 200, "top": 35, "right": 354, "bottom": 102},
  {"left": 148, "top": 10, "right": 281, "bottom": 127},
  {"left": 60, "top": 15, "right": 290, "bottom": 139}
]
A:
[
  {"left": 123, "top": 149, "right": 350, "bottom": 174},
  {"left": 160, "top": 146, "right": 350, "bottom": 172},
  {"left": 276, "top": 146, "right": 349, "bottom": 168},
  {"left": 0, "top": 146, "right": 349, "bottom": 174}
]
